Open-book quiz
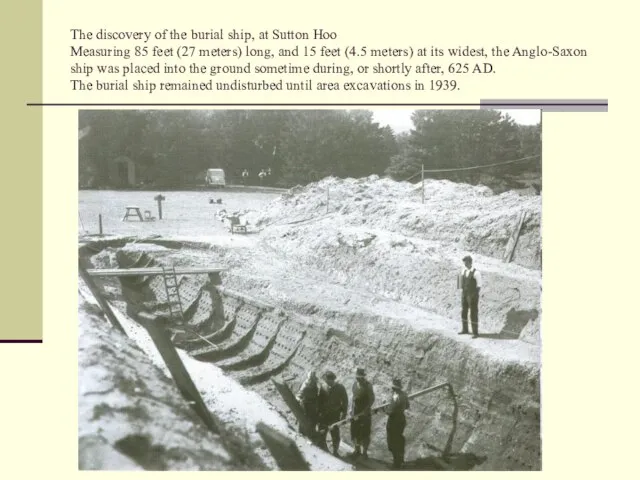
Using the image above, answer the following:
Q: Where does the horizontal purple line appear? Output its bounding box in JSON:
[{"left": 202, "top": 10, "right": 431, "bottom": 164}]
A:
[
  {"left": 0, "top": 339, "right": 43, "bottom": 343},
  {"left": 26, "top": 102, "right": 607, "bottom": 107}
]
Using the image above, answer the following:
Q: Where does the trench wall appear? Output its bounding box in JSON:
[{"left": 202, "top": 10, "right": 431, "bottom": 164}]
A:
[
  {"left": 82, "top": 242, "right": 540, "bottom": 471},
  {"left": 199, "top": 284, "right": 540, "bottom": 470},
  {"left": 250, "top": 306, "right": 540, "bottom": 471},
  {"left": 78, "top": 296, "right": 266, "bottom": 471},
  {"left": 260, "top": 225, "right": 542, "bottom": 345}
]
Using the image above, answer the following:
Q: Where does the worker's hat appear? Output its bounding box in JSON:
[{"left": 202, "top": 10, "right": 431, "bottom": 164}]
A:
[
  {"left": 324, "top": 371, "right": 336, "bottom": 381},
  {"left": 462, "top": 255, "right": 473, "bottom": 262},
  {"left": 392, "top": 378, "right": 402, "bottom": 391},
  {"left": 355, "top": 367, "right": 366, "bottom": 378}
]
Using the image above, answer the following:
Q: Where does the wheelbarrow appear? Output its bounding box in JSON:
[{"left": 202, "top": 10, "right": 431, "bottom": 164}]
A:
[{"left": 228, "top": 215, "right": 248, "bottom": 234}]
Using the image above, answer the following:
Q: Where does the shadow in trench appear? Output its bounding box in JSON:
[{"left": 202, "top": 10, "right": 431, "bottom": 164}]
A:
[
  {"left": 402, "top": 383, "right": 486, "bottom": 471},
  {"left": 403, "top": 452, "right": 487, "bottom": 471},
  {"left": 349, "top": 452, "right": 487, "bottom": 471},
  {"left": 483, "top": 308, "right": 539, "bottom": 340}
]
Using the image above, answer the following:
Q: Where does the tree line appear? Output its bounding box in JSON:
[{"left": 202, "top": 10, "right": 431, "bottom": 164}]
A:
[{"left": 78, "top": 109, "right": 541, "bottom": 190}]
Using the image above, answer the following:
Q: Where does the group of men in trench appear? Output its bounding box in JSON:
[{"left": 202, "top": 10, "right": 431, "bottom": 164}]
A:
[
  {"left": 290, "top": 255, "right": 484, "bottom": 469},
  {"left": 295, "top": 367, "right": 409, "bottom": 470}
]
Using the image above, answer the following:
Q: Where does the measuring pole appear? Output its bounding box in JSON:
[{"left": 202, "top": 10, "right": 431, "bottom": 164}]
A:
[
  {"left": 98, "top": 214, "right": 103, "bottom": 235},
  {"left": 421, "top": 164, "right": 425, "bottom": 204},
  {"left": 326, "top": 381, "right": 450, "bottom": 431}
]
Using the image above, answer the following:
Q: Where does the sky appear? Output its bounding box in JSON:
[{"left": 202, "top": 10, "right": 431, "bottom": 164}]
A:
[{"left": 371, "top": 109, "right": 541, "bottom": 134}]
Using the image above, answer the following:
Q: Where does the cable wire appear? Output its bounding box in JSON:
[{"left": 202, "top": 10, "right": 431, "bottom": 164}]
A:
[{"left": 402, "top": 153, "right": 541, "bottom": 181}]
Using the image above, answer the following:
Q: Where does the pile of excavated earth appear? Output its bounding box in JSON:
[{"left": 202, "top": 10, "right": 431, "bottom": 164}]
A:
[{"left": 78, "top": 175, "right": 542, "bottom": 471}]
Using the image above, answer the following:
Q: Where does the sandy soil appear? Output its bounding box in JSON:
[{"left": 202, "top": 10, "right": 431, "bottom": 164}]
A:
[
  {"left": 78, "top": 177, "right": 541, "bottom": 470},
  {"left": 77, "top": 294, "right": 264, "bottom": 470},
  {"left": 79, "top": 279, "right": 352, "bottom": 471},
  {"left": 79, "top": 190, "right": 281, "bottom": 240}
]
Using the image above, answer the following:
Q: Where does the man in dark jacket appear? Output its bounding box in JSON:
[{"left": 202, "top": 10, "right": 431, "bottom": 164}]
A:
[
  {"left": 458, "top": 255, "right": 483, "bottom": 338},
  {"left": 318, "top": 371, "right": 349, "bottom": 456},
  {"left": 296, "top": 371, "right": 320, "bottom": 436},
  {"left": 385, "top": 378, "right": 410, "bottom": 469},
  {"left": 350, "top": 367, "right": 375, "bottom": 459}
]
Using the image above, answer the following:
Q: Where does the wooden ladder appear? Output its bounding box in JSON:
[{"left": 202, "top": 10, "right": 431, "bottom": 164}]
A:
[{"left": 162, "top": 266, "right": 185, "bottom": 324}]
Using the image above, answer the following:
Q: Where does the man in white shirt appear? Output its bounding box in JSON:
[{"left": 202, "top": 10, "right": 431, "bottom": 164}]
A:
[{"left": 458, "top": 255, "right": 482, "bottom": 338}]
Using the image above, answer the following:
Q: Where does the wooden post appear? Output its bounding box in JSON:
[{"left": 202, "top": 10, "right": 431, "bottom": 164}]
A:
[
  {"left": 154, "top": 194, "right": 165, "bottom": 220},
  {"left": 139, "top": 312, "right": 222, "bottom": 435},
  {"left": 98, "top": 214, "right": 103, "bottom": 235},
  {"left": 503, "top": 211, "right": 527, "bottom": 263},
  {"left": 78, "top": 261, "right": 126, "bottom": 335},
  {"left": 326, "top": 187, "right": 329, "bottom": 214},
  {"left": 421, "top": 164, "right": 425, "bottom": 204}
]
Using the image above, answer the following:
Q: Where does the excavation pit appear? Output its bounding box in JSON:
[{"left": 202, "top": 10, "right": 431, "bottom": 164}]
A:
[{"left": 79, "top": 238, "right": 540, "bottom": 471}]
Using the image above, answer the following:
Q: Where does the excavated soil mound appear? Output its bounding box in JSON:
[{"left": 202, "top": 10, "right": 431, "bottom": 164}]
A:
[
  {"left": 255, "top": 222, "right": 541, "bottom": 344},
  {"left": 255, "top": 176, "right": 541, "bottom": 270},
  {"left": 250, "top": 176, "right": 542, "bottom": 344}
]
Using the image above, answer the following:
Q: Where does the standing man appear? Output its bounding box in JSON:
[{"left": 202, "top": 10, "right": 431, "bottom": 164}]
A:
[
  {"left": 318, "top": 371, "right": 349, "bottom": 456},
  {"left": 241, "top": 169, "right": 249, "bottom": 186},
  {"left": 258, "top": 169, "right": 266, "bottom": 185},
  {"left": 385, "top": 378, "right": 410, "bottom": 470},
  {"left": 296, "top": 371, "right": 320, "bottom": 437},
  {"left": 458, "top": 255, "right": 482, "bottom": 338},
  {"left": 350, "top": 367, "right": 375, "bottom": 459}
]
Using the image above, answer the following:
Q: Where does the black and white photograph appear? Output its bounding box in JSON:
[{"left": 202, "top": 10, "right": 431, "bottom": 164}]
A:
[{"left": 77, "top": 108, "right": 542, "bottom": 471}]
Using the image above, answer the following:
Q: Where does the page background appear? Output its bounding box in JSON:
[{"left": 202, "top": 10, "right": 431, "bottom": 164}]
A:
[{"left": 3, "top": 0, "right": 635, "bottom": 477}]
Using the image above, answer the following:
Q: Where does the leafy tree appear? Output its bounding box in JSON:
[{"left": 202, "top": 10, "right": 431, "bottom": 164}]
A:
[
  {"left": 79, "top": 109, "right": 398, "bottom": 188},
  {"left": 384, "top": 132, "right": 421, "bottom": 180},
  {"left": 79, "top": 110, "right": 149, "bottom": 187},
  {"left": 384, "top": 110, "right": 540, "bottom": 188}
]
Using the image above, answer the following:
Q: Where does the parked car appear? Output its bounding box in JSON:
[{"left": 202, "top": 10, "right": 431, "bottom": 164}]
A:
[{"left": 205, "top": 168, "right": 226, "bottom": 187}]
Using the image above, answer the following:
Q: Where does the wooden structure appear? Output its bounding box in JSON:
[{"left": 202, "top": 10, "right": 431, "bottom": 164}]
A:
[
  {"left": 154, "top": 194, "right": 165, "bottom": 219},
  {"left": 271, "top": 378, "right": 318, "bottom": 440},
  {"left": 85, "top": 266, "right": 225, "bottom": 277},
  {"left": 137, "top": 312, "right": 222, "bottom": 435},
  {"left": 122, "top": 206, "right": 144, "bottom": 221},
  {"left": 503, "top": 211, "right": 527, "bottom": 263},
  {"left": 161, "top": 266, "right": 185, "bottom": 325},
  {"left": 78, "top": 262, "right": 126, "bottom": 334}
]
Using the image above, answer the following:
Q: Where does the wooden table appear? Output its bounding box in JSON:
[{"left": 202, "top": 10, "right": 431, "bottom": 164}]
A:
[{"left": 122, "top": 206, "right": 144, "bottom": 221}]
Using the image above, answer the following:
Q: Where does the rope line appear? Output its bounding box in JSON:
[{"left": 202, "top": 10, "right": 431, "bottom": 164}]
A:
[{"left": 402, "top": 154, "right": 541, "bottom": 182}]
